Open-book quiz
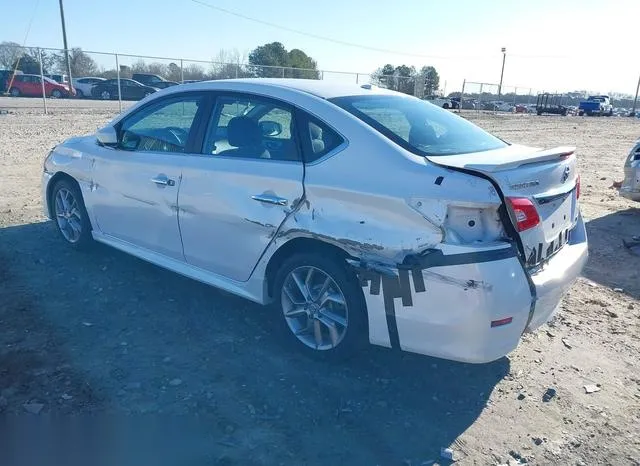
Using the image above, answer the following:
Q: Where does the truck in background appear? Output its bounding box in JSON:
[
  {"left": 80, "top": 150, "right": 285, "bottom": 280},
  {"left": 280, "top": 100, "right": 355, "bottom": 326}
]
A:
[{"left": 578, "top": 95, "right": 613, "bottom": 116}]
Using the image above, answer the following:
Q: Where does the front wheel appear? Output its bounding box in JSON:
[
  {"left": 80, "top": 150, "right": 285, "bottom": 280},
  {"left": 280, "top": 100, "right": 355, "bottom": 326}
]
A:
[
  {"left": 9, "top": 87, "right": 19, "bottom": 97},
  {"left": 51, "top": 89, "right": 62, "bottom": 98},
  {"left": 51, "top": 179, "right": 93, "bottom": 249},
  {"left": 273, "top": 253, "right": 367, "bottom": 359},
  {"left": 100, "top": 90, "right": 111, "bottom": 100}
]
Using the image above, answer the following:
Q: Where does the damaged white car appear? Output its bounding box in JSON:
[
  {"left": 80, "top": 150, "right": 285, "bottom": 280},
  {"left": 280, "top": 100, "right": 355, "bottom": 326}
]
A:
[
  {"left": 42, "top": 79, "right": 587, "bottom": 363},
  {"left": 620, "top": 138, "right": 640, "bottom": 202}
]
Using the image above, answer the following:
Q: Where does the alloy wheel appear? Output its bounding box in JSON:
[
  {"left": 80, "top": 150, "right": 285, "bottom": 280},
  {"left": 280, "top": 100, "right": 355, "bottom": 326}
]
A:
[
  {"left": 280, "top": 266, "right": 349, "bottom": 350},
  {"left": 54, "top": 187, "right": 83, "bottom": 243}
]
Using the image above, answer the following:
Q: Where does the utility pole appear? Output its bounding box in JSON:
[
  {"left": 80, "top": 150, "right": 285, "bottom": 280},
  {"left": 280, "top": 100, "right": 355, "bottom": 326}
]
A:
[
  {"left": 498, "top": 47, "right": 506, "bottom": 97},
  {"left": 58, "top": 0, "right": 73, "bottom": 87},
  {"left": 631, "top": 73, "right": 640, "bottom": 117}
]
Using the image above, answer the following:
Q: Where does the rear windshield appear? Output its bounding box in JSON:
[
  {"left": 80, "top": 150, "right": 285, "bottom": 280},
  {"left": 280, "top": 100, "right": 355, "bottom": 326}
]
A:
[{"left": 329, "top": 94, "right": 507, "bottom": 156}]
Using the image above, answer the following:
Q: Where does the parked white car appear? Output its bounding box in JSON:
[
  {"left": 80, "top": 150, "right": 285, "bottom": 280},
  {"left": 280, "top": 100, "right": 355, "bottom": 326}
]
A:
[
  {"left": 425, "top": 95, "right": 454, "bottom": 109},
  {"left": 620, "top": 138, "right": 640, "bottom": 202},
  {"left": 71, "top": 77, "right": 105, "bottom": 98},
  {"left": 41, "top": 79, "right": 587, "bottom": 363}
]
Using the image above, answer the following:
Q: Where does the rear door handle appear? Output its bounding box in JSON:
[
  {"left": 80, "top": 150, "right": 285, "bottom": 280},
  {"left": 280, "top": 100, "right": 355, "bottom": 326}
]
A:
[
  {"left": 151, "top": 175, "right": 175, "bottom": 187},
  {"left": 251, "top": 194, "right": 288, "bottom": 206}
]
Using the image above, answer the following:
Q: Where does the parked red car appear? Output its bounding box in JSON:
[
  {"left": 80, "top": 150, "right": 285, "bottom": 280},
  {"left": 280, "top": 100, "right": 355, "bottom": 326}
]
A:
[{"left": 7, "top": 74, "right": 74, "bottom": 98}]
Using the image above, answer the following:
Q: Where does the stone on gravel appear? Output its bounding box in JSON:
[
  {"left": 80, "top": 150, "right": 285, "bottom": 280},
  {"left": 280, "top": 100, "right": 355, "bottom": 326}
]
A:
[
  {"left": 169, "top": 378, "right": 183, "bottom": 386},
  {"left": 542, "top": 388, "right": 556, "bottom": 402},
  {"left": 584, "top": 384, "right": 601, "bottom": 394},
  {"left": 23, "top": 402, "right": 44, "bottom": 414},
  {"left": 562, "top": 338, "right": 573, "bottom": 349}
]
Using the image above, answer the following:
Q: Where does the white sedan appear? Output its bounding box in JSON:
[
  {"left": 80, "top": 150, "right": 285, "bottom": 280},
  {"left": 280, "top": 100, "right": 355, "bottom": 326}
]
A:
[
  {"left": 71, "top": 77, "right": 106, "bottom": 98},
  {"left": 41, "top": 79, "right": 587, "bottom": 363}
]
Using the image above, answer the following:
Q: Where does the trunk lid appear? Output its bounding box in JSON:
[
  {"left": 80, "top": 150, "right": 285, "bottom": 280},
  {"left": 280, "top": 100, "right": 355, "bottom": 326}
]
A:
[{"left": 429, "top": 144, "right": 580, "bottom": 267}]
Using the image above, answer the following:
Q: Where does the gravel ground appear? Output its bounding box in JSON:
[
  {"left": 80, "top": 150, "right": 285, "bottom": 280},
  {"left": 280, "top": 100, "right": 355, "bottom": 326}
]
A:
[{"left": 1, "top": 97, "right": 639, "bottom": 465}]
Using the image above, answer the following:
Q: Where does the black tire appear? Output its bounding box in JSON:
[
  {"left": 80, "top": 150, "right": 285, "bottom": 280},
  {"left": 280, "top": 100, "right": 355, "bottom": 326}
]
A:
[
  {"left": 442, "top": 103, "right": 450, "bottom": 109},
  {"left": 51, "top": 89, "right": 62, "bottom": 98},
  {"left": 50, "top": 179, "right": 93, "bottom": 250},
  {"left": 272, "top": 252, "right": 367, "bottom": 360},
  {"left": 76, "top": 89, "right": 84, "bottom": 98},
  {"left": 9, "top": 87, "right": 19, "bottom": 97},
  {"left": 578, "top": 110, "right": 584, "bottom": 116},
  {"left": 100, "top": 90, "right": 111, "bottom": 100}
]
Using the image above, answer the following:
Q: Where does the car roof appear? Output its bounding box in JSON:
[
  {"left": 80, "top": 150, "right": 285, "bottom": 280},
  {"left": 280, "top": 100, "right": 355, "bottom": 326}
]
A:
[{"left": 177, "top": 78, "right": 397, "bottom": 100}]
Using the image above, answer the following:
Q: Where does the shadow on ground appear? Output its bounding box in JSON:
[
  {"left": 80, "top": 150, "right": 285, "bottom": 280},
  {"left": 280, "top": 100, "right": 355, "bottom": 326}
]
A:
[
  {"left": 584, "top": 208, "right": 640, "bottom": 297},
  {"left": 0, "top": 221, "right": 509, "bottom": 464}
]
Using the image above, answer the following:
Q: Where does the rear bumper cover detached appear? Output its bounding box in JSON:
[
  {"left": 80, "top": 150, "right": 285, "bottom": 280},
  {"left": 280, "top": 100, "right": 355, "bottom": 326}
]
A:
[{"left": 355, "top": 214, "right": 588, "bottom": 364}]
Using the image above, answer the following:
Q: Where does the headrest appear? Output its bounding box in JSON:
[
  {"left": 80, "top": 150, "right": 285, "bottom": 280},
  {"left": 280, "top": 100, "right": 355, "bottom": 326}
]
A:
[{"left": 227, "top": 117, "right": 262, "bottom": 147}]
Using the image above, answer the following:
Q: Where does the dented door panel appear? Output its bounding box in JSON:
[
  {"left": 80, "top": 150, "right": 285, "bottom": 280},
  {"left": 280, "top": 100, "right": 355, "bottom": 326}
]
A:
[{"left": 178, "top": 156, "right": 304, "bottom": 282}]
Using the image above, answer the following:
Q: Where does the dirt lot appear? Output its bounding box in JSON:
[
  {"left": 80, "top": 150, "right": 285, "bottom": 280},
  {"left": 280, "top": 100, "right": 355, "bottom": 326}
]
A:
[{"left": 1, "top": 97, "right": 639, "bottom": 465}]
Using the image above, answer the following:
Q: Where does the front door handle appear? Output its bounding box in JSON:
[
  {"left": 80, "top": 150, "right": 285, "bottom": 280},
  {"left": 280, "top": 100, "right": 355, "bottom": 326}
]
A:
[
  {"left": 251, "top": 194, "right": 288, "bottom": 206},
  {"left": 151, "top": 175, "right": 175, "bottom": 187}
]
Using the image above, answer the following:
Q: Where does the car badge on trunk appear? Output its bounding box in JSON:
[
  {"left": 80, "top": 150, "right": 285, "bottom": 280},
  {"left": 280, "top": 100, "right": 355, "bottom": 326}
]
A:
[{"left": 561, "top": 166, "right": 571, "bottom": 183}]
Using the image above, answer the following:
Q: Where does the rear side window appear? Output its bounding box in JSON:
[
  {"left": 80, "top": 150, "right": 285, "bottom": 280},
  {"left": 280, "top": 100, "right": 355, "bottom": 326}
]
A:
[
  {"left": 330, "top": 95, "right": 507, "bottom": 156},
  {"left": 303, "top": 118, "right": 345, "bottom": 163}
]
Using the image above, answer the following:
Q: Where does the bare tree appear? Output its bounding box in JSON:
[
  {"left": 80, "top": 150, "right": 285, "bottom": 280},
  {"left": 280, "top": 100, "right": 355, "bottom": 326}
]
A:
[{"left": 0, "top": 41, "right": 22, "bottom": 69}]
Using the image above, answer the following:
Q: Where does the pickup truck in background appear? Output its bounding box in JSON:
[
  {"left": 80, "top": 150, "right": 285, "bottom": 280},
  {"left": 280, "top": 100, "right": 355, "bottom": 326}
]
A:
[{"left": 578, "top": 95, "right": 613, "bottom": 116}]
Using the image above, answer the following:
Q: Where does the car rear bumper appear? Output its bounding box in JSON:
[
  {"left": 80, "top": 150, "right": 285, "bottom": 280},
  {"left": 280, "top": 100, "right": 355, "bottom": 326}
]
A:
[
  {"left": 359, "top": 245, "right": 533, "bottom": 364},
  {"left": 358, "top": 214, "right": 587, "bottom": 364},
  {"left": 526, "top": 213, "right": 588, "bottom": 331}
]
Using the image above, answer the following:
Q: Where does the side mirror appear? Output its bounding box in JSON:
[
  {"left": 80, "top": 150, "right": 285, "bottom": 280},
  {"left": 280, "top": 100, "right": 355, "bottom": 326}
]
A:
[
  {"left": 259, "top": 120, "right": 283, "bottom": 137},
  {"left": 96, "top": 126, "right": 118, "bottom": 146}
]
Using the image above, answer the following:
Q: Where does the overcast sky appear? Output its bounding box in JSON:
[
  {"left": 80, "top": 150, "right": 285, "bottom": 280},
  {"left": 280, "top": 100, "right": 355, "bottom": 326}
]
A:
[{"left": 3, "top": 0, "right": 639, "bottom": 95}]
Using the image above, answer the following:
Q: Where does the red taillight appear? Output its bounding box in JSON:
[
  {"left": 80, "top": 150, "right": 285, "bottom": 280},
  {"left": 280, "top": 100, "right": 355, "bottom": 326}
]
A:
[
  {"left": 576, "top": 174, "right": 581, "bottom": 199},
  {"left": 506, "top": 197, "right": 540, "bottom": 232}
]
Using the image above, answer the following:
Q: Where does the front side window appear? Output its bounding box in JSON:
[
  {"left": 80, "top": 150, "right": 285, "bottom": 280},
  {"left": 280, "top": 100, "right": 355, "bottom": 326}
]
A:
[
  {"left": 330, "top": 95, "right": 507, "bottom": 156},
  {"left": 119, "top": 94, "right": 203, "bottom": 153},
  {"left": 203, "top": 94, "right": 300, "bottom": 162}
]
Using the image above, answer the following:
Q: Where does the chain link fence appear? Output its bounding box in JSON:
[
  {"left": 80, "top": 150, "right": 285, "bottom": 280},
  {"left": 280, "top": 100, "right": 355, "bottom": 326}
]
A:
[
  {"left": 0, "top": 46, "right": 377, "bottom": 114},
  {"left": 456, "top": 81, "right": 541, "bottom": 113}
]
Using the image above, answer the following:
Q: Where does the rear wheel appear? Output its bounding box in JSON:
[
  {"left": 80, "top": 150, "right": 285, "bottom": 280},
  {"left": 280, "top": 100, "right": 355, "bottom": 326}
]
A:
[
  {"left": 51, "top": 179, "right": 93, "bottom": 249},
  {"left": 100, "top": 90, "right": 111, "bottom": 100},
  {"left": 9, "top": 87, "right": 19, "bottom": 97},
  {"left": 76, "top": 89, "right": 84, "bottom": 98},
  {"left": 273, "top": 252, "right": 367, "bottom": 359}
]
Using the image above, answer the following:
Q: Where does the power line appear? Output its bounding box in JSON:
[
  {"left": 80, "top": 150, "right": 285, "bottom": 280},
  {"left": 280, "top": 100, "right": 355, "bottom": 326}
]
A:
[{"left": 189, "top": 0, "right": 490, "bottom": 60}]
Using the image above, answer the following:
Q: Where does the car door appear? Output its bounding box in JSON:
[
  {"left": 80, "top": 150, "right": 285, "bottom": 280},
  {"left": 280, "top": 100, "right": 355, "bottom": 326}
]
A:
[
  {"left": 178, "top": 92, "right": 304, "bottom": 281},
  {"left": 20, "top": 75, "right": 36, "bottom": 95},
  {"left": 89, "top": 92, "right": 207, "bottom": 260}
]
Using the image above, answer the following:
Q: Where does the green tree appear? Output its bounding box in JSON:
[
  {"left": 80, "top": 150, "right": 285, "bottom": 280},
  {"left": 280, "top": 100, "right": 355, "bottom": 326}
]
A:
[
  {"left": 286, "top": 49, "right": 319, "bottom": 79},
  {"left": 371, "top": 64, "right": 395, "bottom": 88},
  {"left": 249, "top": 41, "right": 289, "bottom": 77},
  {"left": 394, "top": 65, "right": 416, "bottom": 94},
  {"left": 420, "top": 65, "right": 440, "bottom": 96},
  {"left": 248, "top": 42, "right": 319, "bottom": 79},
  {"left": 12, "top": 53, "right": 41, "bottom": 74}
]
